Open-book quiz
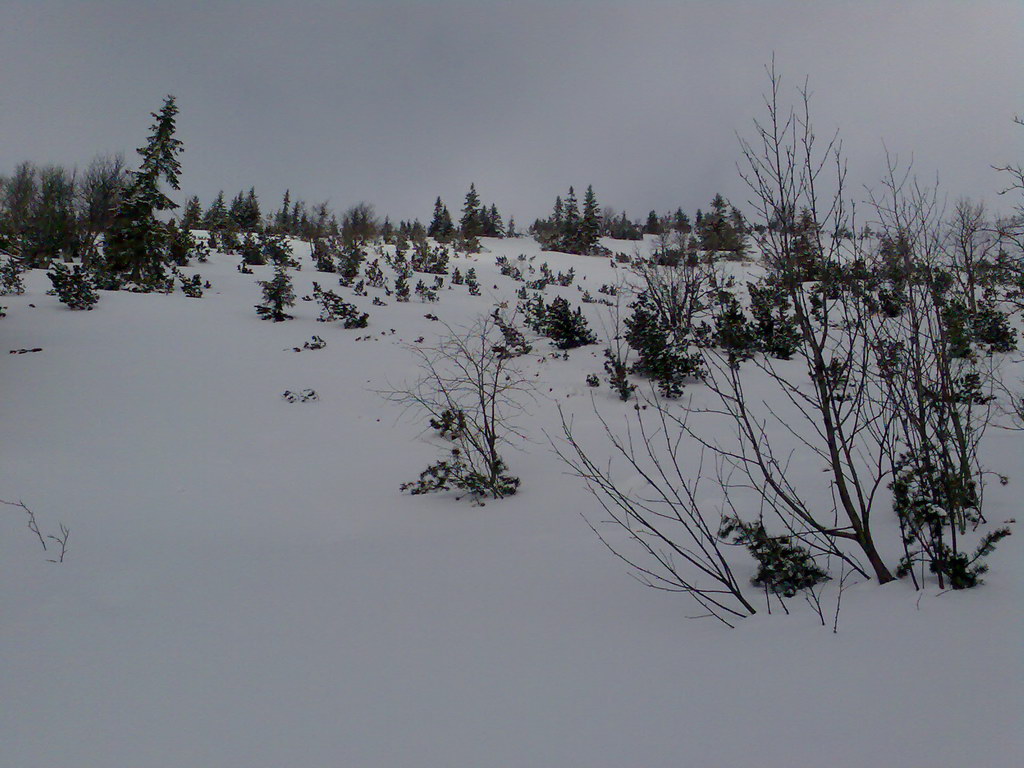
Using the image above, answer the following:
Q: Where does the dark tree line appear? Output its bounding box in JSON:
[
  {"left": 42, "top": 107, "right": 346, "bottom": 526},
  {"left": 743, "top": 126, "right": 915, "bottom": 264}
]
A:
[{"left": 0, "top": 155, "right": 127, "bottom": 267}]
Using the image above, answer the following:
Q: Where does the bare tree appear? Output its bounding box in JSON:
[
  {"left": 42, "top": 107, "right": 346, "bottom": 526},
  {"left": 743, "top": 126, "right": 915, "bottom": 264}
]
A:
[
  {"left": 79, "top": 152, "right": 127, "bottom": 266},
  {"left": 387, "top": 312, "right": 533, "bottom": 500},
  {"left": 2, "top": 498, "right": 70, "bottom": 563},
  {"left": 556, "top": 404, "right": 758, "bottom": 627},
  {"left": 992, "top": 116, "right": 1024, "bottom": 252},
  {"left": 728, "top": 62, "right": 895, "bottom": 582},
  {"left": 628, "top": 249, "right": 718, "bottom": 334},
  {"left": 863, "top": 155, "right": 1015, "bottom": 588}
]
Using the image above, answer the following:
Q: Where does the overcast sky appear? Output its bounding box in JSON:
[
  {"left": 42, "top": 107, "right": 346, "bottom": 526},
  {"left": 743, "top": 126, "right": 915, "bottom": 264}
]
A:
[{"left": 2, "top": 1, "right": 1021, "bottom": 224}]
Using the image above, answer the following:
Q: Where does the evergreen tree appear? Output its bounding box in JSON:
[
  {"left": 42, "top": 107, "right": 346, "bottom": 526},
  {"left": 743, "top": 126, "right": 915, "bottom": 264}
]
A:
[
  {"left": 181, "top": 195, "right": 202, "bottom": 231},
  {"left": 312, "top": 281, "right": 368, "bottom": 328},
  {"left": 561, "top": 186, "right": 580, "bottom": 251},
  {"left": 228, "top": 191, "right": 246, "bottom": 230},
  {"left": 697, "top": 194, "right": 746, "bottom": 258},
  {"left": 241, "top": 187, "right": 261, "bottom": 231},
  {"left": 254, "top": 264, "right": 295, "bottom": 321},
  {"left": 204, "top": 191, "right": 227, "bottom": 230},
  {"left": 105, "top": 95, "right": 183, "bottom": 283},
  {"left": 47, "top": 263, "right": 99, "bottom": 310},
  {"left": 428, "top": 196, "right": 455, "bottom": 241},
  {"left": 275, "top": 190, "right": 292, "bottom": 233},
  {"left": 0, "top": 257, "right": 25, "bottom": 295},
  {"left": 624, "top": 291, "right": 704, "bottom": 397},
  {"left": 460, "top": 183, "right": 482, "bottom": 238},
  {"left": 672, "top": 208, "right": 691, "bottom": 233},
  {"left": 485, "top": 203, "right": 504, "bottom": 237},
  {"left": 543, "top": 296, "right": 596, "bottom": 350},
  {"left": 580, "top": 185, "right": 602, "bottom": 254},
  {"left": 644, "top": 210, "right": 662, "bottom": 235}
]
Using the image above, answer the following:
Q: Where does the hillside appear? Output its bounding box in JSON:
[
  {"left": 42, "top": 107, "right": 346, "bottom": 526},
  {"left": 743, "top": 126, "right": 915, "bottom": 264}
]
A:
[{"left": 2, "top": 235, "right": 1021, "bottom": 768}]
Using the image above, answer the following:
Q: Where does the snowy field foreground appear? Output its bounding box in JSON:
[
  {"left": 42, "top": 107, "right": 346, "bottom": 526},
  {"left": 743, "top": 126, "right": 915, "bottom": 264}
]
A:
[{"left": 2, "top": 236, "right": 1021, "bottom": 767}]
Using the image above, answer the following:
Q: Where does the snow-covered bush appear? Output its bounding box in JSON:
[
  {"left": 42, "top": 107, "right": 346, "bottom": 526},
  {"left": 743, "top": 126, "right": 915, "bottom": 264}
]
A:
[
  {"left": 47, "top": 263, "right": 99, "bottom": 310},
  {"left": 312, "top": 281, "right": 368, "bottom": 328},
  {"left": 255, "top": 264, "right": 295, "bottom": 321},
  {"left": 0, "top": 257, "right": 25, "bottom": 295}
]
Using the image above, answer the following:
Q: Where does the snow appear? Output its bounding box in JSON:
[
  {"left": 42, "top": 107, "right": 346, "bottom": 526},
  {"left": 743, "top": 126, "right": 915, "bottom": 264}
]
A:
[{"left": 2, "top": 237, "right": 1021, "bottom": 767}]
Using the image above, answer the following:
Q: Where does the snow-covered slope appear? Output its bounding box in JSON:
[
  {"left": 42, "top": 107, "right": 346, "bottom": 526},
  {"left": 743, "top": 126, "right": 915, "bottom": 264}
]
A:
[{"left": 2, "top": 237, "right": 1020, "bottom": 767}]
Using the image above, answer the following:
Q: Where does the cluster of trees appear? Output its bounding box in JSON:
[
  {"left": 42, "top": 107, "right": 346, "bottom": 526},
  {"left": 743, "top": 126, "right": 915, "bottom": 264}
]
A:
[
  {"left": 0, "top": 96, "right": 194, "bottom": 288},
  {"left": 641, "top": 194, "right": 748, "bottom": 260},
  {"left": 530, "top": 185, "right": 602, "bottom": 255},
  {"left": 428, "top": 184, "right": 509, "bottom": 249},
  {"left": 186, "top": 188, "right": 343, "bottom": 242},
  {"left": 0, "top": 155, "right": 127, "bottom": 267}
]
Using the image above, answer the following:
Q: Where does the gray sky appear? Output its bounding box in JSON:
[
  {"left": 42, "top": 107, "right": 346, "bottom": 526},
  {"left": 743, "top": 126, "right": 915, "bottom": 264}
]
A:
[{"left": 2, "top": 1, "right": 1021, "bottom": 224}]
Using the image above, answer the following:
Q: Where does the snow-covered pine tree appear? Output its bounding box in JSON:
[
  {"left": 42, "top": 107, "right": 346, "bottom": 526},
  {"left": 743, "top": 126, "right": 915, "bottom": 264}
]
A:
[
  {"left": 181, "top": 196, "right": 202, "bottom": 231},
  {"left": 542, "top": 295, "right": 596, "bottom": 350},
  {"left": 104, "top": 95, "right": 183, "bottom": 284},
  {"left": 312, "top": 281, "right": 368, "bottom": 327},
  {"left": 274, "top": 190, "right": 292, "bottom": 234},
  {"left": 47, "top": 263, "right": 99, "bottom": 310},
  {"left": 0, "top": 257, "right": 25, "bottom": 295},
  {"left": 460, "top": 184, "right": 482, "bottom": 239},
  {"left": 255, "top": 264, "right": 295, "bottom": 321},
  {"left": 580, "top": 185, "right": 602, "bottom": 255}
]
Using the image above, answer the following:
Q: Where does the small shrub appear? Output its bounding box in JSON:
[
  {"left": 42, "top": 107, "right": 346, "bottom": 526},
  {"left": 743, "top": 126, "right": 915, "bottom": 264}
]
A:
[
  {"left": 719, "top": 516, "right": 830, "bottom": 598},
  {"left": 603, "top": 348, "right": 635, "bottom": 401},
  {"left": 282, "top": 388, "right": 318, "bottom": 402},
  {"left": 624, "top": 292, "right": 704, "bottom": 396},
  {"left": 401, "top": 449, "right": 520, "bottom": 500},
  {"left": 415, "top": 279, "right": 439, "bottom": 303},
  {"left": 365, "top": 259, "right": 385, "bottom": 288},
  {"left": 0, "top": 258, "right": 25, "bottom": 295},
  {"left": 338, "top": 241, "right": 365, "bottom": 286},
  {"left": 465, "top": 268, "right": 480, "bottom": 295},
  {"left": 490, "top": 309, "right": 532, "bottom": 358},
  {"left": 312, "top": 281, "right": 368, "bottom": 328},
  {"left": 394, "top": 270, "right": 411, "bottom": 302},
  {"left": 47, "top": 263, "right": 99, "bottom": 310},
  {"left": 411, "top": 239, "right": 449, "bottom": 274}
]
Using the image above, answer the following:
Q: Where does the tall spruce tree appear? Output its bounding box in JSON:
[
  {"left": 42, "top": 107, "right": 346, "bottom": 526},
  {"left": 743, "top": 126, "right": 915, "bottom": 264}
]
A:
[
  {"left": 485, "top": 203, "right": 504, "bottom": 237},
  {"left": 276, "top": 190, "right": 292, "bottom": 233},
  {"left": 242, "top": 187, "right": 261, "bottom": 231},
  {"left": 105, "top": 95, "right": 183, "bottom": 282},
  {"left": 580, "top": 185, "right": 601, "bottom": 254},
  {"left": 181, "top": 196, "right": 202, "bottom": 231},
  {"left": 561, "top": 186, "right": 580, "bottom": 251},
  {"left": 460, "top": 183, "right": 482, "bottom": 238},
  {"left": 228, "top": 191, "right": 246, "bottom": 229}
]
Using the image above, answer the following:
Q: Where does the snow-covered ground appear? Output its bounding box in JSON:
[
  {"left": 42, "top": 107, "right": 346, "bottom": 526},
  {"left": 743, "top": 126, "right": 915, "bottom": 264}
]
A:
[{"left": 2, "top": 237, "right": 1020, "bottom": 767}]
